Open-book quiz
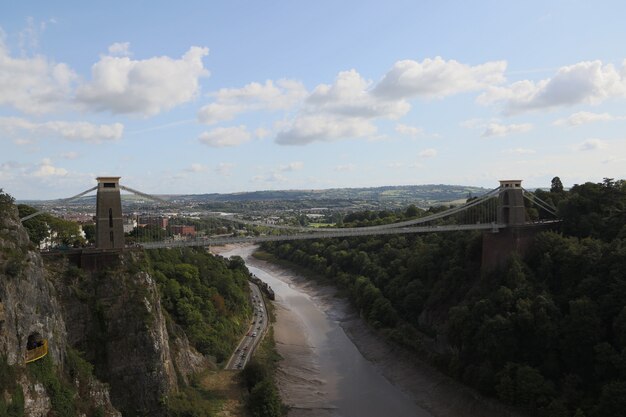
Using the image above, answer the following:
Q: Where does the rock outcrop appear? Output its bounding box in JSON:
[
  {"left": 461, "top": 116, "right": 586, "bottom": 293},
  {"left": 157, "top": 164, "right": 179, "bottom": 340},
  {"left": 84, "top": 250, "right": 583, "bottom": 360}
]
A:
[
  {"left": 1, "top": 197, "right": 210, "bottom": 416},
  {"left": 0, "top": 202, "right": 121, "bottom": 416}
]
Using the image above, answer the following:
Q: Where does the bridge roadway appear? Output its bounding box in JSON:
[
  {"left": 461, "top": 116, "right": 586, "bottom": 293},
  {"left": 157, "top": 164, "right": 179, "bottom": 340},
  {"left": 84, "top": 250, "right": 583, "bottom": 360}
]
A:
[{"left": 140, "top": 223, "right": 507, "bottom": 249}]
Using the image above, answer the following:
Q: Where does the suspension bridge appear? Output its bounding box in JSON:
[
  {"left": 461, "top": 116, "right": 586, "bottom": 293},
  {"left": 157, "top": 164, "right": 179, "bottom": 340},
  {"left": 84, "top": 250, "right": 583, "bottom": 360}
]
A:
[{"left": 20, "top": 177, "right": 559, "bottom": 253}]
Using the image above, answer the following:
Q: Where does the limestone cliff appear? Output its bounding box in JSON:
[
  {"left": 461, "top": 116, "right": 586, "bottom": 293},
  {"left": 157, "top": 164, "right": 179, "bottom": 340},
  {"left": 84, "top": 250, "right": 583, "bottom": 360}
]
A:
[
  {"left": 0, "top": 200, "right": 120, "bottom": 417},
  {"left": 1, "top": 195, "right": 210, "bottom": 416}
]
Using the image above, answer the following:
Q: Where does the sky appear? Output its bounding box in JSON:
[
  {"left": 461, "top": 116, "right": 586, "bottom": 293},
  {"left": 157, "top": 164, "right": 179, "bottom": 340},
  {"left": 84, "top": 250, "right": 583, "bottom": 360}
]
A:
[{"left": 1, "top": 0, "right": 626, "bottom": 199}]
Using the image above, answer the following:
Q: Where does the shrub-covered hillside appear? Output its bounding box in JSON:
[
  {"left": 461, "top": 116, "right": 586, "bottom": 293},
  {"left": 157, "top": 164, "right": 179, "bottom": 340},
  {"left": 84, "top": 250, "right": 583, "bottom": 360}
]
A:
[
  {"left": 147, "top": 248, "right": 252, "bottom": 363},
  {"left": 262, "top": 178, "right": 626, "bottom": 417}
]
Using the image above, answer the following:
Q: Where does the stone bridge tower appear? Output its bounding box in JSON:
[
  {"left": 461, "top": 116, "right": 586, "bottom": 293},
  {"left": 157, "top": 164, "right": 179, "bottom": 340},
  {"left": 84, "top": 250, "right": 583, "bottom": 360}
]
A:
[
  {"left": 482, "top": 180, "right": 537, "bottom": 271},
  {"left": 95, "top": 177, "right": 124, "bottom": 249},
  {"left": 497, "top": 180, "right": 526, "bottom": 226}
]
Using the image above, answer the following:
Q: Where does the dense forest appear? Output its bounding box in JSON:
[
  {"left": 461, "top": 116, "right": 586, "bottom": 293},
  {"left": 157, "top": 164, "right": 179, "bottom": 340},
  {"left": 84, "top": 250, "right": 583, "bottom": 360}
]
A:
[
  {"left": 262, "top": 178, "right": 626, "bottom": 417},
  {"left": 146, "top": 248, "right": 252, "bottom": 363}
]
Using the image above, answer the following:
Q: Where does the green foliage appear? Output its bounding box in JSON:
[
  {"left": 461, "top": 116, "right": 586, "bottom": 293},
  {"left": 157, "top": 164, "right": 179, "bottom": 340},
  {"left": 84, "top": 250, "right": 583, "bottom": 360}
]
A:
[
  {"left": 18, "top": 204, "right": 86, "bottom": 247},
  {"left": 241, "top": 328, "right": 285, "bottom": 417},
  {"left": 241, "top": 359, "right": 269, "bottom": 392},
  {"left": 551, "top": 176, "right": 564, "bottom": 194},
  {"left": 262, "top": 178, "right": 626, "bottom": 416},
  {"left": 3, "top": 251, "right": 26, "bottom": 278},
  {"left": 558, "top": 178, "right": 626, "bottom": 240},
  {"left": 248, "top": 379, "right": 282, "bottom": 417},
  {"left": 0, "top": 189, "right": 15, "bottom": 214},
  {"left": 147, "top": 248, "right": 251, "bottom": 362},
  {"left": 83, "top": 224, "right": 96, "bottom": 243},
  {"left": 166, "top": 383, "right": 216, "bottom": 417},
  {"left": 27, "top": 356, "right": 76, "bottom": 417},
  {"left": 0, "top": 356, "right": 24, "bottom": 417},
  {"left": 495, "top": 363, "right": 554, "bottom": 410}
]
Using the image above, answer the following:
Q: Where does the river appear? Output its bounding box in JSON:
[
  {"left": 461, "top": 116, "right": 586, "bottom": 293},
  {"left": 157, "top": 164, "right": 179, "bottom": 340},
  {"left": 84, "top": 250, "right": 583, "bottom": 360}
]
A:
[{"left": 218, "top": 244, "right": 432, "bottom": 417}]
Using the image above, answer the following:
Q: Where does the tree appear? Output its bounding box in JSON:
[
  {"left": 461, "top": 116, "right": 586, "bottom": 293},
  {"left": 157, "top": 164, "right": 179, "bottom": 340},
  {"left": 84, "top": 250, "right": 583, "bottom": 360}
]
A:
[
  {"left": 83, "top": 224, "right": 96, "bottom": 243},
  {"left": 592, "top": 381, "right": 626, "bottom": 417},
  {"left": 248, "top": 379, "right": 283, "bottom": 417},
  {"left": 551, "top": 177, "right": 564, "bottom": 193},
  {"left": 242, "top": 359, "right": 269, "bottom": 391},
  {"left": 18, "top": 205, "right": 49, "bottom": 246}
]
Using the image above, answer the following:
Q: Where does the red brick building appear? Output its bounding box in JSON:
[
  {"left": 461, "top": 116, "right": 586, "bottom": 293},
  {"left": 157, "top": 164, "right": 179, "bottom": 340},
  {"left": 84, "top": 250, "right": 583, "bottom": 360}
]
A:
[{"left": 170, "top": 225, "right": 196, "bottom": 237}]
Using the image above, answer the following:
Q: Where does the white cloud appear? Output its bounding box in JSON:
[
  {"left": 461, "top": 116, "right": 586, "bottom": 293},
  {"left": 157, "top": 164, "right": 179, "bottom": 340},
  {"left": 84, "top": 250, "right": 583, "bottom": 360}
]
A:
[
  {"left": 478, "top": 60, "right": 626, "bottom": 114},
  {"left": 334, "top": 164, "right": 356, "bottom": 172},
  {"left": 0, "top": 116, "right": 124, "bottom": 143},
  {"left": 481, "top": 122, "right": 532, "bottom": 137},
  {"left": 198, "top": 79, "right": 307, "bottom": 124},
  {"left": 61, "top": 151, "right": 79, "bottom": 159},
  {"left": 418, "top": 148, "right": 438, "bottom": 158},
  {"left": 395, "top": 124, "right": 424, "bottom": 137},
  {"left": 575, "top": 138, "right": 608, "bottom": 151},
  {"left": 280, "top": 161, "right": 304, "bottom": 172},
  {"left": 77, "top": 44, "right": 209, "bottom": 116},
  {"left": 31, "top": 159, "right": 68, "bottom": 177},
  {"left": 108, "top": 42, "right": 131, "bottom": 56},
  {"left": 255, "top": 127, "right": 270, "bottom": 139},
  {"left": 251, "top": 172, "right": 288, "bottom": 183},
  {"left": 14, "top": 138, "right": 34, "bottom": 146},
  {"left": 275, "top": 114, "right": 376, "bottom": 145},
  {"left": 503, "top": 148, "right": 536, "bottom": 154},
  {"left": 460, "top": 118, "right": 485, "bottom": 129},
  {"left": 188, "top": 163, "right": 208, "bottom": 173},
  {"left": 198, "top": 125, "right": 252, "bottom": 147},
  {"left": 373, "top": 57, "right": 507, "bottom": 100},
  {"left": 216, "top": 162, "right": 235, "bottom": 176},
  {"left": 306, "top": 70, "right": 410, "bottom": 119},
  {"left": 603, "top": 156, "right": 626, "bottom": 164},
  {"left": 553, "top": 111, "right": 621, "bottom": 126},
  {"left": 275, "top": 58, "right": 504, "bottom": 146},
  {"left": 0, "top": 35, "right": 77, "bottom": 114}
]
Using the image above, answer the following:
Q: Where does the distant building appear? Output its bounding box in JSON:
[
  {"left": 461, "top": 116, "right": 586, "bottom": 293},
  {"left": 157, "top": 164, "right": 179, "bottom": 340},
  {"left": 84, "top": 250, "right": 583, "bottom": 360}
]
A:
[
  {"left": 138, "top": 216, "right": 168, "bottom": 229},
  {"left": 123, "top": 217, "right": 137, "bottom": 233},
  {"left": 170, "top": 225, "right": 195, "bottom": 237}
]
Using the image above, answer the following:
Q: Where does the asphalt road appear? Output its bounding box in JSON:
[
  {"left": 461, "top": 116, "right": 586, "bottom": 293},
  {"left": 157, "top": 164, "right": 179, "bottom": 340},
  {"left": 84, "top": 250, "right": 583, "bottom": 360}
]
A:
[{"left": 224, "top": 281, "right": 269, "bottom": 370}]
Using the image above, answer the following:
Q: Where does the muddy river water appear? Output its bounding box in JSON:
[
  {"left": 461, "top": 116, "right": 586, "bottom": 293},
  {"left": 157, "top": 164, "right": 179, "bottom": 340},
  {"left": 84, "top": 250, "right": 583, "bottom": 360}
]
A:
[
  {"left": 217, "top": 245, "right": 521, "bottom": 417},
  {"left": 220, "top": 245, "right": 431, "bottom": 417}
]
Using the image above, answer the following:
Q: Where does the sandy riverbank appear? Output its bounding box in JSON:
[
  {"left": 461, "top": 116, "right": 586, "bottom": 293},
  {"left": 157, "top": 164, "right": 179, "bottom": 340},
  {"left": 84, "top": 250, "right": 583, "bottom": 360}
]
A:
[{"left": 211, "top": 244, "right": 524, "bottom": 417}]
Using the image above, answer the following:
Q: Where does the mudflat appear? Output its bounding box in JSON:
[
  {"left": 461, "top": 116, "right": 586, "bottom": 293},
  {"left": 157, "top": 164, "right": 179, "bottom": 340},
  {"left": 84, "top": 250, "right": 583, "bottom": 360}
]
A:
[{"left": 212, "top": 244, "right": 524, "bottom": 417}]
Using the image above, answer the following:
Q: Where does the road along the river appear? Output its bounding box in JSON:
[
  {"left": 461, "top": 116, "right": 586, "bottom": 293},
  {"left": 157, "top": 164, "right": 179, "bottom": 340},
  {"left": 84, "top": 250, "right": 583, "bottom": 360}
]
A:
[{"left": 224, "top": 281, "right": 269, "bottom": 370}]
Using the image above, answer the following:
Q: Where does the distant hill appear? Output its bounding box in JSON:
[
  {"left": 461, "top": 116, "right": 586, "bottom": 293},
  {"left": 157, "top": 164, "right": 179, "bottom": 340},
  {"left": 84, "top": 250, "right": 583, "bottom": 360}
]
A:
[
  {"left": 171, "top": 184, "right": 489, "bottom": 204},
  {"left": 18, "top": 184, "right": 490, "bottom": 212}
]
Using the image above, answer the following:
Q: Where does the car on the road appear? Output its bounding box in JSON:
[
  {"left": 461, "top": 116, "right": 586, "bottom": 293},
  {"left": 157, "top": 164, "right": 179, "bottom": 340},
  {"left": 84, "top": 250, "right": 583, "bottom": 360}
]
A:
[{"left": 252, "top": 332, "right": 257, "bottom": 337}]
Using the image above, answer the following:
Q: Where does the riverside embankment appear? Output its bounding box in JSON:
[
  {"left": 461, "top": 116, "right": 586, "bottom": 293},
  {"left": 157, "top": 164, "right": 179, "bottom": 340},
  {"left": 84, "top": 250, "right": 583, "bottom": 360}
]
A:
[{"left": 213, "top": 244, "right": 522, "bottom": 417}]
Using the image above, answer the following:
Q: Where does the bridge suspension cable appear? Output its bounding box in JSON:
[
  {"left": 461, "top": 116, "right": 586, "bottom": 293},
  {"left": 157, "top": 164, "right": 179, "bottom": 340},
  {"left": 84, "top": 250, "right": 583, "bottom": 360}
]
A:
[
  {"left": 118, "top": 185, "right": 171, "bottom": 204},
  {"left": 20, "top": 186, "right": 98, "bottom": 222},
  {"left": 522, "top": 188, "right": 558, "bottom": 217},
  {"left": 150, "top": 186, "right": 503, "bottom": 235}
]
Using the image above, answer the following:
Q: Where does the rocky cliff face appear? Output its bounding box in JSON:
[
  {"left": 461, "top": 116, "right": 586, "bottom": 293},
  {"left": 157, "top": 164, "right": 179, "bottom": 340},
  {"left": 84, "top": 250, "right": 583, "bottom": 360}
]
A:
[
  {"left": 1, "top": 197, "right": 209, "bottom": 416},
  {"left": 0, "top": 202, "right": 121, "bottom": 417},
  {"left": 47, "top": 253, "right": 177, "bottom": 416},
  {"left": 44, "top": 240, "right": 208, "bottom": 416}
]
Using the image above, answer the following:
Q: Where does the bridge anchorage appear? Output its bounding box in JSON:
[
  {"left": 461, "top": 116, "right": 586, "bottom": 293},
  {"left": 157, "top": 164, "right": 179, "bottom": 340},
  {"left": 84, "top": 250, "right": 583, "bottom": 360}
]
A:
[{"left": 21, "top": 177, "right": 560, "bottom": 264}]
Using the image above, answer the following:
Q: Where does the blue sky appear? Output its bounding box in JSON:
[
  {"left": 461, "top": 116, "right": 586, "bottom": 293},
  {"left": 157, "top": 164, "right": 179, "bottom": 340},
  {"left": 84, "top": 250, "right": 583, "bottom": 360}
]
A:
[{"left": 1, "top": 1, "right": 626, "bottom": 199}]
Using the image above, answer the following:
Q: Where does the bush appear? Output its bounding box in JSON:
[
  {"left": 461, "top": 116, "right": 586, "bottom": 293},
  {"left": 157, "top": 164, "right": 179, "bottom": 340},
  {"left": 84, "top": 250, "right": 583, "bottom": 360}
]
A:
[
  {"left": 248, "top": 379, "right": 282, "bottom": 417},
  {"left": 28, "top": 356, "right": 76, "bottom": 417},
  {"left": 0, "top": 356, "right": 24, "bottom": 417}
]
